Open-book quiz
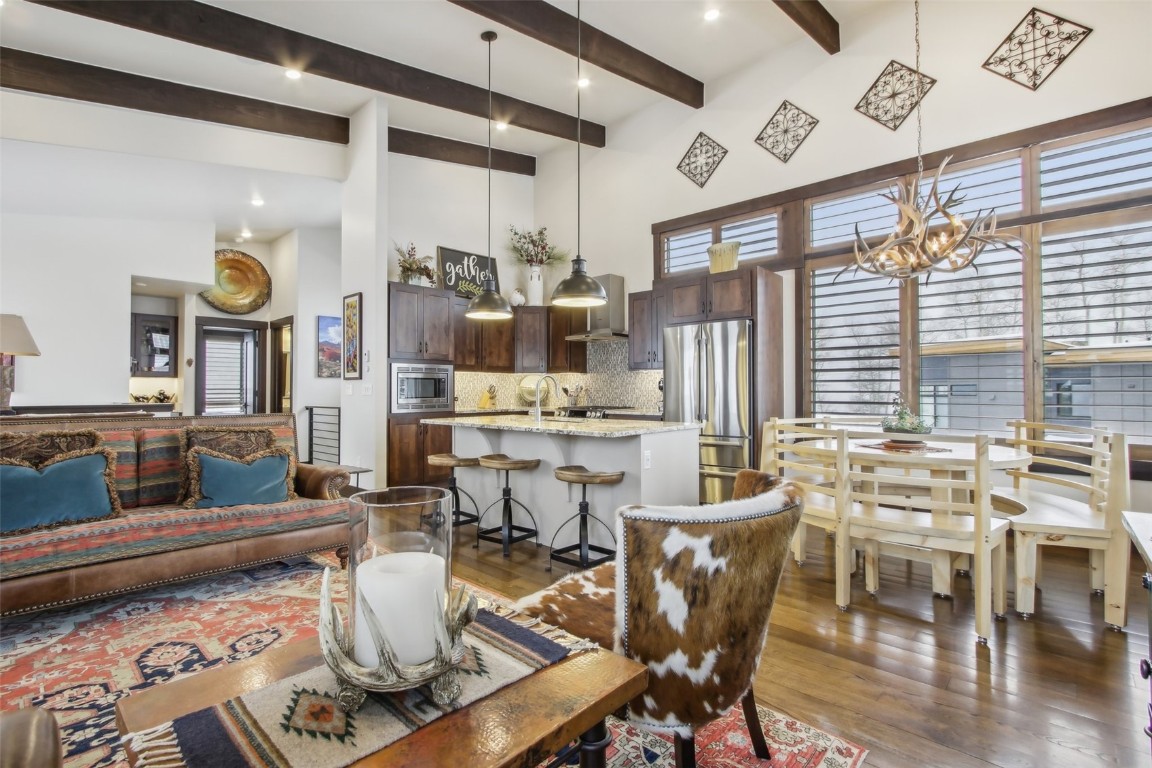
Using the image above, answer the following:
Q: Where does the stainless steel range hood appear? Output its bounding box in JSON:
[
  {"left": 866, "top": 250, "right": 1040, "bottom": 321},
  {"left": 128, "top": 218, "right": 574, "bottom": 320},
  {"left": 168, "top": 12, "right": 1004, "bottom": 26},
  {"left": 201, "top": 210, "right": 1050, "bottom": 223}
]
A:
[{"left": 565, "top": 274, "right": 627, "bottom": 342}]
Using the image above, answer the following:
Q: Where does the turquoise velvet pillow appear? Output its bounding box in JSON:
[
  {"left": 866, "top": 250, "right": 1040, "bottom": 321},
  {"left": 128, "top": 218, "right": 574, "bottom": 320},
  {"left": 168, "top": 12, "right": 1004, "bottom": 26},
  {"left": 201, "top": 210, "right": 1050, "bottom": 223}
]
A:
[
  {"left": 0, "top": 449, "right": 117, "bottom": 534},
  {"left": 188, "top": 448, "right": 291, "bottom": 509}
]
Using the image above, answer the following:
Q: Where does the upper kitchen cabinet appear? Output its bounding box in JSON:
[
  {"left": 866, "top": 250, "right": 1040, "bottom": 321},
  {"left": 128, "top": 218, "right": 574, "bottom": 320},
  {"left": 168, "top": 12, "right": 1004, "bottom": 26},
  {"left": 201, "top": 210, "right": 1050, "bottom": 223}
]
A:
[
  {"left": 131, "top": 313, "right": 178, "bottom": 377},
  {"left": 547, "top": 306, "right": 588, "bottom": 374},
  {"left": 514, "top": 307, "right": 548, "bottom": 373},
  {"left": 452, "top": 296, "right": 514, "bottom": 373},
  {"left": 388, "top": 282, "right": 454, "bottom": 361},
  {"left": 628, "top": 286, "right": 666, "bottom": 370},
  {"left": 664, "top": 268, "right": 754, "bottom": 325}
]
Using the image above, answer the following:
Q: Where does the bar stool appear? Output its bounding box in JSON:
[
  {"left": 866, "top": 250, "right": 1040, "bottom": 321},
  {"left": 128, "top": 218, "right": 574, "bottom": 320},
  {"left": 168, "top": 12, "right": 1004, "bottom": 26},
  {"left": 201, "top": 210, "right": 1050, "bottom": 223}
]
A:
[
  {"left": 548, "top": 465, "right": 624, "bottom": 571},
  {"left": 475, "top": 454, "right": 541, "bottom": 557},
  {"left": 426, "top": 453, "right": 480, "bottom": 527}
]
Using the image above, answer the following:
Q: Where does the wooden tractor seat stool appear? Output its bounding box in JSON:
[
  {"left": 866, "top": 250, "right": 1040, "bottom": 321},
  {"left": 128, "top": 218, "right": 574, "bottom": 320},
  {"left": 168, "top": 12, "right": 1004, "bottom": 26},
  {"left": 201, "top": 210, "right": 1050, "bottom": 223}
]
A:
[
  {"left": 426, "top": 453, "right": 480, "bottom": 527},
  {"left": 475, "top": 454, "right": 541, "bottom": 557},
  {"left": 549, "top": 465, "right": 624, "bottom": 571}
]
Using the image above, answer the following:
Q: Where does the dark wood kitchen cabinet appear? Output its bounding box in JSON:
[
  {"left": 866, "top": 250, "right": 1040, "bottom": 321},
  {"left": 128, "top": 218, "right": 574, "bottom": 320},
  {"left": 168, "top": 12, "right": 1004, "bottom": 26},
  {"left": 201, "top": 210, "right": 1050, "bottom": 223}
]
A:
[
  {"left": 386, "top": 414, "right": 453, "bottom": 486},
  {"left": 547, "top": 306, "right": 588, "bottom": 373},
  {"left": 388, "top": 282, "right": 454, "bottom": 361},
  {"left": 628, "top": 286, "right": 666, "bottom": 370},
  {"left": 514, "top": 307, "right": 548, "bottom": 373},
  {"left": 452, "top": 297, "right": 514, "bottom": 372},
  {"left": 663, "top": 269, "right": 753, "bottom": 325}
]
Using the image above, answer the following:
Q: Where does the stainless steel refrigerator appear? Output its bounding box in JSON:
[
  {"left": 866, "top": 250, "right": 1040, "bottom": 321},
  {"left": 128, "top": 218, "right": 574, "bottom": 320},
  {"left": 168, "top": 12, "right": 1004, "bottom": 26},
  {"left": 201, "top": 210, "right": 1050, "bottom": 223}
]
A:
[{"left": 663, "top": 319, "right": 753, "bottom": 504}]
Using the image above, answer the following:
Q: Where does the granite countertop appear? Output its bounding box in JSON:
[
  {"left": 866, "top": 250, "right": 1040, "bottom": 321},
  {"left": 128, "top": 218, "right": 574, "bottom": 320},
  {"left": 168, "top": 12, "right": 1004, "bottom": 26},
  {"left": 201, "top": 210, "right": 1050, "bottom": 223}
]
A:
[{"left": 422, "top": 414, "right": 699, "bottom": 438}]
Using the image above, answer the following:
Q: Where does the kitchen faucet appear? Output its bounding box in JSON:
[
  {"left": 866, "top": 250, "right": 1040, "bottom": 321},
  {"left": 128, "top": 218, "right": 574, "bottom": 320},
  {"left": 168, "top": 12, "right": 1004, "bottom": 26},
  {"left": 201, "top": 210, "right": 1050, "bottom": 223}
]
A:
[{"left": 532, "top": 375, "right": 560, "bottom": 424}]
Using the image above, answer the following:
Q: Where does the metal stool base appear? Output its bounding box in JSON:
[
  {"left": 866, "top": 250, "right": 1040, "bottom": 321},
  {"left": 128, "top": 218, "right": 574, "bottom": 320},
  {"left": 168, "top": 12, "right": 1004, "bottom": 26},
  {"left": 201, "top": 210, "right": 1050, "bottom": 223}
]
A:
[
  {"left": 547, "top": 496, "right": 616, "bottom": 571},
  {"left": 474, "top": 469, "right": 539, "bottom": 558}
]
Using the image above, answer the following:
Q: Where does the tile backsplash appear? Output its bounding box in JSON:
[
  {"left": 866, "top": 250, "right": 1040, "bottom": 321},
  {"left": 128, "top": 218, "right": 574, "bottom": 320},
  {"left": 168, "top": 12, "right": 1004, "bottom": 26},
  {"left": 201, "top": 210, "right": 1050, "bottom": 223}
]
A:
[{"left": 454, "top": 340, "right": 663, "bottom": 412}]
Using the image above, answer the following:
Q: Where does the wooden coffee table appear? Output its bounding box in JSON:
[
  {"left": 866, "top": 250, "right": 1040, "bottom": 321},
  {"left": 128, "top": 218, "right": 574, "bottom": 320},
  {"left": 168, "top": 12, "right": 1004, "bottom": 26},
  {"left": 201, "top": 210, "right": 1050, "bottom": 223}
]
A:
[{"left": 116, "top": 636, "right": 647, "bottom": 768}]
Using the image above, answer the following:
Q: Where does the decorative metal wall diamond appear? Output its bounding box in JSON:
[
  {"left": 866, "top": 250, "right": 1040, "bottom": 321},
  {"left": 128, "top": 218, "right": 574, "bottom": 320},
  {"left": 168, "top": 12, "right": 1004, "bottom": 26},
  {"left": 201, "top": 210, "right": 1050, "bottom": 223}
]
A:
[
  {"left": 855, "top": 60, "right": 936, "bottom": 131},
  {"left": 677, "top": 132, "right": 728, "bottom": 188},
  {"left": 755, "top": 101, "right": 819, "bottom": 162},
  {"left": 983, "top": 8, "right": 1091, "bottom": 90}
]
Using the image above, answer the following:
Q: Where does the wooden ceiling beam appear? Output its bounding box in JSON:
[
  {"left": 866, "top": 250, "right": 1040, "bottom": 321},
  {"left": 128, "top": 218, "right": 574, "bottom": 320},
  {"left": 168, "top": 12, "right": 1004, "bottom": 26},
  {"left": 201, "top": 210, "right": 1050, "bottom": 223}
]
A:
[
  {"left": 448, "top": 0, "right": 704, "bottom": 109},
  {"left": 26, "top": 0, "right": 606, "bottom": 147},
  {"left": 772, "top": 0, "right": 840, "bottom": 55},
  {"left": 0, "top": 48, "right": 538, "bottom": 175},
  {"left": 0, "top": 47, "right": 350, "bottom": 143}
]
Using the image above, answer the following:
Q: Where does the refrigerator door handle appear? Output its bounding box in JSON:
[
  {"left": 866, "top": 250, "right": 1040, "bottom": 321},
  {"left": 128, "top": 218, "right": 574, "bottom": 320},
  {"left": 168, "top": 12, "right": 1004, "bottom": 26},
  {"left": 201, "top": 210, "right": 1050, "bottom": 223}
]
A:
[{"left": 694, "top": 329, "right": 705, "bottom": 422}]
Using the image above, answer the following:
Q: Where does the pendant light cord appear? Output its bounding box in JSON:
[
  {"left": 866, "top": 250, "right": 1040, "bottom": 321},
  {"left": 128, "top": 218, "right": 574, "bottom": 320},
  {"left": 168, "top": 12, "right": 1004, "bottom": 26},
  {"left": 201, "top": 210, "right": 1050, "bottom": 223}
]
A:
[
  {"left": 487, "top": 34, "right": 494, "bottom": 279},
  {"left": 576, "top": 0, "right": 582, "bottom": 260},
  {"left": 914, "top": 0, "right": 923, "bottom": 178}
]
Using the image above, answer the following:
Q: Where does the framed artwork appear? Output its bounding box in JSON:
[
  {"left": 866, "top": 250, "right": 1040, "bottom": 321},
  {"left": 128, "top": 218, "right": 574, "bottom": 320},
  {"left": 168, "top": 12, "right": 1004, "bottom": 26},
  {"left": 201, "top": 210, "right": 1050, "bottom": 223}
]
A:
[
  {"left": 437, "top": 246, "right": 500, "bottom": 299},
  {"left": 342, "top": 293, "right": 363, "bottom": 380},
  {"left": 316, "top": 315, "right": 341, "bottom": 378}
]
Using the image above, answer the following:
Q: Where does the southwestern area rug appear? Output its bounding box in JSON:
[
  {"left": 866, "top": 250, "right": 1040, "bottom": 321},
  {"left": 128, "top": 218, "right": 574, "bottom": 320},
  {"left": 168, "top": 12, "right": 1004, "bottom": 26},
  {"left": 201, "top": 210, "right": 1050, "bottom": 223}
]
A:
[{"left": 0, "top": 555, "right": 867, "bottom": 768}]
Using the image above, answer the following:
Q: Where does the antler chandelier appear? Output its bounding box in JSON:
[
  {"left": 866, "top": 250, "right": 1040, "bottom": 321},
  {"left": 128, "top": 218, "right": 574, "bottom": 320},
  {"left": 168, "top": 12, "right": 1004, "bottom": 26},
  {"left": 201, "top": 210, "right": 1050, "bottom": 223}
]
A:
[{"left": 852, "top": 0, "right": 1020, "bottom": 281}]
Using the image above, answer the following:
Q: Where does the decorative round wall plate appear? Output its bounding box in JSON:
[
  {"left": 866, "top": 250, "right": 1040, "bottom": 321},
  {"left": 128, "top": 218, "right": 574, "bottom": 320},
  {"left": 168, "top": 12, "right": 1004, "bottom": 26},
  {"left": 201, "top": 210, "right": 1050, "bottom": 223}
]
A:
[{"left": 200, "top": 249, "right": 272, "bottom": 315}]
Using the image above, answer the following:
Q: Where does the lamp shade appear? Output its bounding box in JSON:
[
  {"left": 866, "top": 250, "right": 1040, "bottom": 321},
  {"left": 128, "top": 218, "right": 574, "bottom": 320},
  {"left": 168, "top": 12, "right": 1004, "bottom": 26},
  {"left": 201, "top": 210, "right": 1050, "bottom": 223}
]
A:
[
  {"left": 551, "top": 257, "right": 607, "bottom": 308},
  {"left": 0, "top": 315, "right": 40, "bottom": 356},
  {"left": 465, "top": 281, "right": 513, "bottom": 319}
]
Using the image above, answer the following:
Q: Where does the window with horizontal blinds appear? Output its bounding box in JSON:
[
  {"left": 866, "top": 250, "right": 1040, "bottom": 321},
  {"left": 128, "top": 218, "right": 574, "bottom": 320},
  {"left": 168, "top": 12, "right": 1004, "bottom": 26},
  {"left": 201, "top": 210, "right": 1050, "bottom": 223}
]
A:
[
  {"left": 809, "top": 184, "right": 897, "bottom": 250},
  {"left": 1040, "top": 213, "right": 1152, "bottom": 441},
  {"left": 663, "top": 228, "right": 711, "bottom": 274},
  {"left": 915, "top": 156, "right": 1023, "bottom": 221},
  {"left": 720, "top": 213, "right": 778, "bottom": 261},
  {"left": 1040, "top": 124, "right": 1152, "bottom": 209},
  {"left": 203, "top": 330, "right": 248, "bottom": 415},
  {"left": 917, "top": 242, "right": 1025, "bottom": 436},
  {"left": 810, "top": 265, "right": 900, "bottom": 415},
  {"left": 663, "top": 212, "right": 778, "bottom": 274}
]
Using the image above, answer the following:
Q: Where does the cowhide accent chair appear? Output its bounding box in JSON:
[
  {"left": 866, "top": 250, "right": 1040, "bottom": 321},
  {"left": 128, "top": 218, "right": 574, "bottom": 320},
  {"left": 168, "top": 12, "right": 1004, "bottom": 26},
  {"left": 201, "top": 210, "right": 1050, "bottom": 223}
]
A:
[{"left": 514, "top": 469, "right": 802, "bottom": 768}]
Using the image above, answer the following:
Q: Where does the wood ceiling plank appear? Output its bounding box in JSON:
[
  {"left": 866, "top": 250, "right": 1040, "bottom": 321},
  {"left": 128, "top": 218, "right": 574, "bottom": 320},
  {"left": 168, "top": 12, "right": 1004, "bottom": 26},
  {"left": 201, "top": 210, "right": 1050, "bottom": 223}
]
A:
[
  {"left": 0, "top": 47, "right": 350, "bottom": 143},
  {"left": 772, "top": 0, "right": 840, "bottom": 55},
  {"left": 26, "top": 0, "right": 606, "bottom": 147},
  {"left": 448, "top": 0, "right": 704, "bottom": 109}
]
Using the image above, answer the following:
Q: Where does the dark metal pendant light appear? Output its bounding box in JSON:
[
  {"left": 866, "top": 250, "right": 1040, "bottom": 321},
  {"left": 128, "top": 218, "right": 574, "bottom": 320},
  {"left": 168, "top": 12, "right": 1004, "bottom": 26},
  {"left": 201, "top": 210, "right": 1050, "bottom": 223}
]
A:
[
  {"left": 467, "top": 30, "right": 513, "bottom": 320},
  {"left": 551, "top": 0, "right": 607, "bottom": 309}
]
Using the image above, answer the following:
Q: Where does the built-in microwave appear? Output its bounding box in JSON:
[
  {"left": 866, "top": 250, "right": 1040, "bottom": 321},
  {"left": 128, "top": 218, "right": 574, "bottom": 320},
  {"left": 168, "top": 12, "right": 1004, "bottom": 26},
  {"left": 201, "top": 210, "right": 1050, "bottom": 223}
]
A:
[{"left": 390, "top": 362, "right": 453, "bottom": 413}]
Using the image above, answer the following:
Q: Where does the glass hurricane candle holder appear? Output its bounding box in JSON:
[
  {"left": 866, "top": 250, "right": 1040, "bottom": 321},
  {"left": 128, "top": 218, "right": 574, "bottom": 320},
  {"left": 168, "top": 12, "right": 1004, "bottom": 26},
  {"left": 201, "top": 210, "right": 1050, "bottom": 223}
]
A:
[{"left": 318, "top": 487, "right": 476, "bottom": 712}]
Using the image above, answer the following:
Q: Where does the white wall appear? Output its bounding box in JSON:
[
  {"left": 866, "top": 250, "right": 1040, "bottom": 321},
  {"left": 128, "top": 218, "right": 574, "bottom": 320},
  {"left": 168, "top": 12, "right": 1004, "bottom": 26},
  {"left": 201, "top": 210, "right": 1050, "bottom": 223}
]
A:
[
  {"left": 388, "top": 153, "right": 536, "bottom": 299},
  {"left": 287, "top": 227, "right": 343, "bottom": 460},
  {"left": 0, "top": 213, "right": 214, "bottom": 406}
]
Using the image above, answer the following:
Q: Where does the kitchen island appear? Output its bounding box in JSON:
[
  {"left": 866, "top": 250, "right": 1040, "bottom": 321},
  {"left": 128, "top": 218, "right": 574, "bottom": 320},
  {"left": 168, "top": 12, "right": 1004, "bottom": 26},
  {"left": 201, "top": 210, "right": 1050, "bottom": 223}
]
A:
[{"left": 421, "top": 414, "right": 701, "bottom": 553}]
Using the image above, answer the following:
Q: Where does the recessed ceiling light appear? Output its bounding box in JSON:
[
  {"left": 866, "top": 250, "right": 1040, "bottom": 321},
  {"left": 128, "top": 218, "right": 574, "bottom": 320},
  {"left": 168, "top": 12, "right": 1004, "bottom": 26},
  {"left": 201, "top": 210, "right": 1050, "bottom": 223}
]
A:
[
  {"left": 134, "top": 281, "right": 147, "bottom": 287},
  {"left": 285, "top": 68, "right": 302, "bottom": 80},
  {"left": 704, "top": 8, "right": 720, "bottom": 21},
  {"left": 495, "top": 121, "right": 508, "bottom": 131},
  {"left": 251, "top": 198, "right": 264, "bottom": 207},
  {"left": 235, "top": 237, "right": 245, "bottom": 243},
  {"left": 241, "top": 229, "right": 252, "bottom": 238},
  {"left": 577, "top": 77, "right": 590, "bottom": 89}
]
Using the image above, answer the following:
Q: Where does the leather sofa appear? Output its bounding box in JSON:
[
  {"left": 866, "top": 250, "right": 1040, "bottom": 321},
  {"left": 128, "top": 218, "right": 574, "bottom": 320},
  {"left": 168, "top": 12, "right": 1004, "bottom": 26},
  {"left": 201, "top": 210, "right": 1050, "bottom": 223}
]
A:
[{"left": 0, "top": 413, "right": 351, "bottom": 616}]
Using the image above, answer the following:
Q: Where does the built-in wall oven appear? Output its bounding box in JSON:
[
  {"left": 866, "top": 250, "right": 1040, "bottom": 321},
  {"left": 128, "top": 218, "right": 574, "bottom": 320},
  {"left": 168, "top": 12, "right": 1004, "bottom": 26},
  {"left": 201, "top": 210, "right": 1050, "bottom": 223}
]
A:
[{"left": 390, "top": 362, "right": 453, "bottom": 413}]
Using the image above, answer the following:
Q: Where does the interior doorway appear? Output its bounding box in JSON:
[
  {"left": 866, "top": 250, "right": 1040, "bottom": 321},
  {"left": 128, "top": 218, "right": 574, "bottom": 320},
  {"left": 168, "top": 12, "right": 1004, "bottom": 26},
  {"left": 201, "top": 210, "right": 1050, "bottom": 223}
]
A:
[
  {"left": 195, "top": 318, "right": 267, "bottom": 415},
  {"left": 270, "top": 316, "right": 293, "bottom": 415}
]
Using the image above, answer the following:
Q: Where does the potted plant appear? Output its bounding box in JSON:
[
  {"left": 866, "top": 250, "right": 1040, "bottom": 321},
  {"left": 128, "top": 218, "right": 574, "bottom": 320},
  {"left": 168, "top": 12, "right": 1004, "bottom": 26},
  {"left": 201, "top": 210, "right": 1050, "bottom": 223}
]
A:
[
  {"left": 395, "top": 241, "right": 437, "bottom": 286},
  {"left": 508, "top": 226, "right": 568, "bottom": 305},
  {"left": 880, "top": 394, "right": 933, "bottom": 438}
]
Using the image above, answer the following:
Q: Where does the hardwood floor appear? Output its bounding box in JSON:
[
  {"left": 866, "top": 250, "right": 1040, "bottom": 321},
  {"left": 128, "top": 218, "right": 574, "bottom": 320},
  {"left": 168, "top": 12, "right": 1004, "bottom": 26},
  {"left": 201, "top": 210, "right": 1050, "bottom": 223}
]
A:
[{"left": 451, "top": 526, "right": 1151, "bottom": 768}]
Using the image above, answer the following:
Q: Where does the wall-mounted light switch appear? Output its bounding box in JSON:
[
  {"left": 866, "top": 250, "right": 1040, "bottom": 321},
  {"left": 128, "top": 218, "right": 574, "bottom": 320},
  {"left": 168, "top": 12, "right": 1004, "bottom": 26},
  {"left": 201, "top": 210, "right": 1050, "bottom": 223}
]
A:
[{"left": 362, "top": 383, "right": 372, "bottom": 396}]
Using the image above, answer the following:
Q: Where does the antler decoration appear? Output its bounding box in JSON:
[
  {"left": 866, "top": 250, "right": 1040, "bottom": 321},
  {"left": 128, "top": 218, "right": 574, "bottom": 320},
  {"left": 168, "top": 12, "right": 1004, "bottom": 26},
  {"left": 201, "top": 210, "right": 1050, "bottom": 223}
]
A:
[
  {"left": 846, "top": 156, "right": 1023, "bottom": 281},
  {"left": 318, "top": 567, "right": 477, "bottom": 712}
]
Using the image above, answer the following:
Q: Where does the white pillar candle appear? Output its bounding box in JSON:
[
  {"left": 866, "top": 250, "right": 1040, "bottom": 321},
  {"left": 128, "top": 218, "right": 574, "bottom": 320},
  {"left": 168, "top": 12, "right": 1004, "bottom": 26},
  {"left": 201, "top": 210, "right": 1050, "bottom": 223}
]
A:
[{"left": 352, "top": 551, "right": 446, "bottom": 667}]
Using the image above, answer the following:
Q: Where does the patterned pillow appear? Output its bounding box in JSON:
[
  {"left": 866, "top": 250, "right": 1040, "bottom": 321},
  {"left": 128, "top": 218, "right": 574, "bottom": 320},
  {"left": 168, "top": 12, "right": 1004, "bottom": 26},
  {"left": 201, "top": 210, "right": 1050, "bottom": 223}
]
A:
[
  {"left": 138, "top": 428, "right": 184, "bottom": 506},
  {"left": 96, "top": 428, "right": 140, "bottom": 509},
  {"left": 183, "top": 446, "right": 297, "bottom": 509},
  {"left": 0, "top": 447, "right": 122, "bottom": 535},
  {"left": 0, "top": 430, "right": 104, "bottom": 467},
  {"left": 182, "top": 427, "right": 276, "bottom": 459}
]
